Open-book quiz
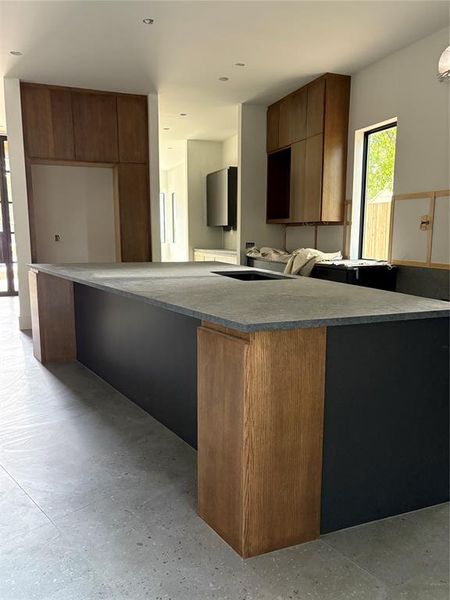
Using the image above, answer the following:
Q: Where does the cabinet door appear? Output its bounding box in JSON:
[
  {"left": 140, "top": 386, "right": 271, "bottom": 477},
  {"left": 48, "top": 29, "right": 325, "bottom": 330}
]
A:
[
  {"left": 117, "top": 95, "right": 148, "bottom": 163},
  {"left": 290, "top": 140, "right": 306, "bottom": 222},
  {"left": 117, "top": 164, "right": 151, "bottom": 261},
  {"left": 72, "top": 92, "right": 119, "bottom": 162},
  {"left": 267, "top": 104, "right": 280, "bottom": 152},
  {"left": 304, "top": 134, "right": 323, "bottom": 222},
  {"left": 306, "top": 78, "right": 325, "bottom": 138},
  {"left": 21, "top": 84, "right": 74, "bottom": 160},
  {"left": 290, "top": 88, "right": 307, "bottom": 143},
  {"left": 278, "top": 98, "right": 292, "bottom": 149}
]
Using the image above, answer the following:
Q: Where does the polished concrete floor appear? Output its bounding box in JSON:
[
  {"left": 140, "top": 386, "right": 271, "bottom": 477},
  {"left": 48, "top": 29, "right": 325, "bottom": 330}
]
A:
[{"left": 0, "top": 296, "right": 448, "bottom": 600}]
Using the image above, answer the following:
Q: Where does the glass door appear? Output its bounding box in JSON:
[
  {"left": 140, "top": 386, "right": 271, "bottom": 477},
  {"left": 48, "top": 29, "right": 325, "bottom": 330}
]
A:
[{"left": 0, "top": 136, "right": 18, "bottom": 295}]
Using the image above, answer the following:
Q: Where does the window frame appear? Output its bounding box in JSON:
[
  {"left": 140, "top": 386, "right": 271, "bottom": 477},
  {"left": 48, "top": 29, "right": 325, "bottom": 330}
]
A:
[
  {"left": 0, "top": 135, "right": 18, "bottom": 296},
  {"left": 358, "top": 122, "right": 397, "bottom": 260}
]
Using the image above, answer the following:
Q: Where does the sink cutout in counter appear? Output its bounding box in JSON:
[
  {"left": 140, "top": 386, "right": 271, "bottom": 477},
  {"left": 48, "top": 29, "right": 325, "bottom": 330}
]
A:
[{"left": 213, "top": 270, "right": 291, "bottom": 281}]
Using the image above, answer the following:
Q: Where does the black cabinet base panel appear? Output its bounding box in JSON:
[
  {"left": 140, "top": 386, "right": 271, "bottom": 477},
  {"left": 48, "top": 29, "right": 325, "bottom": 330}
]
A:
[
  {"left": 321, "top": 317, "right": 449, "bottom": 533},
  {"left": 74, "top": 283, "right": 200, "bottom": 448}
]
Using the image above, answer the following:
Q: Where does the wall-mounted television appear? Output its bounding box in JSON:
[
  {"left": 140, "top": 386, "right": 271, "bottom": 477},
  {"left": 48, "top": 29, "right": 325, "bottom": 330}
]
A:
[{"left": 206, "top": 167, "right": 237, "bottom": 229}]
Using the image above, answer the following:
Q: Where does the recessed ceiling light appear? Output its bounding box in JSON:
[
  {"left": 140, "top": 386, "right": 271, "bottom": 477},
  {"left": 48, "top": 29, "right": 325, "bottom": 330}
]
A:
[
  {"left": 219, "top": 77, "right": 229, "bottom": 82},
  {"left": 235, "top": 62, "right": 246, "bottom": 67},
  {"left": 168, "top": 147, "right": 174, "bottom": 150},
  {"left": 163, "top": 127, "right": 170, "bottom": 131},
  {"left": 142, "top": 18, "right": 154, "bottom": 25},
  {"left": 179, "top": 113, "right": 187, "bottom": 117},
  {"left": 10, "top": 50, "right": 22, "bottom": 56}
]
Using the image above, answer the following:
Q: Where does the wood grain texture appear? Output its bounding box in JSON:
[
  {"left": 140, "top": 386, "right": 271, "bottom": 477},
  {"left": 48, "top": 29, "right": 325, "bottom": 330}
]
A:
[
  {"left": 197, "top": 327, "right": 248, "bottom": 554},
  {"left": 290, "top": 88, "right": 308, "bottom": 143},
  {"left": 321, "top": 74, "right": 351, "bottom": 222},
  {"left": 306, "top": 77, "right": 325, "bottom": 138},
  {"left": 290, "top": 140, "right": 306, "bottom": 222},
  {"left": 21, "top": 83, "right": 74, "bottom": 160},
  {"left": 267, "top": 103, "right": 280, "bottom": 152},
  {"left": 118, "top": 164, "right": 151, "bottom": 261},
  {"left": 117, "top": 95, "right": 149, "bottom": 163},
  {"left": 72, "top": 91, "right": 119, "bottom": 162},
  {"left": 278, "top": 90, "right": 308, "bottom": 149},
  {"left": 304, "top": 133, "right": 324, "bottom": 222},
  {"left": 29, "top": 270, "right": 76, "bottom": 363},
  {"left": 278, "top": 97, "right": 292, "bottom": 149},
  {"left": 197, "top": 324, "right": 327, "bottom": 558}
]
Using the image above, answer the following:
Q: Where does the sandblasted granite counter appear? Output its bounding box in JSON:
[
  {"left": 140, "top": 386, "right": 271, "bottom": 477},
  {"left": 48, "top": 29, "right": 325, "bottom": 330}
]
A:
[{"left": 29, "top": 262, "right": 449, "bottom": 332}]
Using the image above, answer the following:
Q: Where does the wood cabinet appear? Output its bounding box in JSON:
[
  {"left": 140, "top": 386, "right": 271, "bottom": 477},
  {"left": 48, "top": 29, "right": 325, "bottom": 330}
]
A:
[
  {"left": 266, "top": 103, "right": 280, "bottom": 152},
  {"left": 266, "top": 73, "right": 350, "bottom": 224},
  {"left": 20, "top": 82, "right": 152, "bottom": 262},
  {"left": 306, "top": 77, "right": 325, "bottom": 138},
  {"left": 72, "top": 92, "right": 118, "bottom": 162},
  {"left": 278, "top": 89, "right": 308, "bottom": 149},
  {"left": 118, "top": 164, "right": 151, "bottom": 262},
  {"left": 21, "top": 84, "right": 74, "bottom": 160},
  {"left": 117, "top": 95, "right": 149, "bottom": 163}
]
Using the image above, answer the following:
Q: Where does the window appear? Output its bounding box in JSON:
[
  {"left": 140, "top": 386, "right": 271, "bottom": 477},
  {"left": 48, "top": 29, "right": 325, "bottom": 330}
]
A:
[{"left": 359, "top": 123, "right": 397, "bottom": 260}]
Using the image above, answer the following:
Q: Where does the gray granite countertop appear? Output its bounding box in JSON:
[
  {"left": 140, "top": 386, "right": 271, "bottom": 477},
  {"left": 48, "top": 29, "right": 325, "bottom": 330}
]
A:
[{"left": 29, "top": 262, "right": 449, "bottom": 332}]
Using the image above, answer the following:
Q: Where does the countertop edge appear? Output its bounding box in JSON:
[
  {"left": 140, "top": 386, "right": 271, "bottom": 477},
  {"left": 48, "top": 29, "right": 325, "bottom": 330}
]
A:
[{"left": 28, "top": 264, "right": 450, "bottom": 333}]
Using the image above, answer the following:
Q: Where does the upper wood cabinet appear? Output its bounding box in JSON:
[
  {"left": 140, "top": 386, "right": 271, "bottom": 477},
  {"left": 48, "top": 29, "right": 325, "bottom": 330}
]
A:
[
  {"left": 117, "top": 95, "right": 148, "bottom": 163},
  {"left": 266, "top": 103, "right": 280, "bottom": 152},
  {"left": 20, "top": 82, "right": 152, "bottom": 263},
  {"left": 306, "top": 78, "right": 325, "bottom": 138},
  {"left": 266, "top": 73, "right": 350, "bottom": 224},
  {"left": 21, "top": 84, "right": 74, "bottom": 160},
  {"left": 72, "top": 92, "right": 119, "bottom": 162}
]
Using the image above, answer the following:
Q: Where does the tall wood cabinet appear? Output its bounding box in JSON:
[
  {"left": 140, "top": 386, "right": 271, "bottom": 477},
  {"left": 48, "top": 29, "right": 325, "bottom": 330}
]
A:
[
  {"left": 20, "top": 82, "right": 152, "bottom": 262},
  {"left": 266, "top": 73, "right": 350, "bottom": 225}
]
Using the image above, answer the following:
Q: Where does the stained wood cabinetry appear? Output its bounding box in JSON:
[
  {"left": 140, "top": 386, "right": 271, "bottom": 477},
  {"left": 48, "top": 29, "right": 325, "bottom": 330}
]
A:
[
  {"left": 267, "top": 73, "right": 350, "bottom": 225},
  {"left": 72, "top": 92, "right": 119, "bottom": 162},
  {"left": 21, "top": 85, "right": 75, "bottom": 160},
  {"left": 117, "top": 165, "right": 151, "bottom": 261},
  {"left": 198, "top": 322, "right": 326, "bottom": 557},
  {"left": 117, "top": 95, "right": 149, "bottom": 163},
  {"left": 20, "top": 82, "right": 151, "bottom": 262}
]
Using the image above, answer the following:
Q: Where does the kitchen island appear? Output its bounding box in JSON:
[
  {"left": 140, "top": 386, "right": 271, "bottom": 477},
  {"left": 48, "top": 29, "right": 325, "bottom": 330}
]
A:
[{"left": 29, "top": 262, "right": 449, "bottom": 557}]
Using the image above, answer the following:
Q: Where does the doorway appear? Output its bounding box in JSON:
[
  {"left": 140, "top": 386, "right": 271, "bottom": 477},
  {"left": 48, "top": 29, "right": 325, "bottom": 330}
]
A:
[{"left": 0, "top": 136, "right": 18, "bottom": 296}]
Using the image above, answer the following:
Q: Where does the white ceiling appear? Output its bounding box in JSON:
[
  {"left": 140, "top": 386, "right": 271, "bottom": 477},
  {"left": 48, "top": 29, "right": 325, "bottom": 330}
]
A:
[{"left": 1, "top": 1, "right": 448, "bottom": 169}]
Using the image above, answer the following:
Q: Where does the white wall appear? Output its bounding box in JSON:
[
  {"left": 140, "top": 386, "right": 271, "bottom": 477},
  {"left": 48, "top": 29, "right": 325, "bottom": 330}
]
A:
[
  {"left": 187, "top": 140, "right": 224, "bottom": 258},
  {"left": 148, "top": 93, "right": 161, "bottom": 262},
  {"left": 4, "top": 78, "right": 31, "bottom": 329},
  {"left": 238, "top": 103, "right": 285, "bottom": 262},
  {"left": 222, "top": 133, "right": 239, "bottom": 251},
  {"left": 31, "top": 165, "right": 116, "bottom": 263},
  {"left": 348, "top": 27, "right": 450, "bottom": 257},
  {"left": 160, "top": 156, "right": 189, "bottom": 262}
]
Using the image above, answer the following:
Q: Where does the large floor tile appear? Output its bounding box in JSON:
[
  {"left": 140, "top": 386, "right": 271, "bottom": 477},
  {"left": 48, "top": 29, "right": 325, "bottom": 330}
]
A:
[
  {"left": 0, "top": 523, "right": 100, "bottom": 600},
  {"left": 323, "top": 503, "right": 449, "bottom": 588},
  {"left": 0, "top": 466, "right": 51, "bottom": 543}
]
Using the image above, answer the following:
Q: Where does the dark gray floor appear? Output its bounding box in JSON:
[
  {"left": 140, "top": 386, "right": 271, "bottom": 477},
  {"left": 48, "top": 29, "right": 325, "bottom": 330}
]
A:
[{"left": 0, "top": 297, "right": 448, "bottom": 600}]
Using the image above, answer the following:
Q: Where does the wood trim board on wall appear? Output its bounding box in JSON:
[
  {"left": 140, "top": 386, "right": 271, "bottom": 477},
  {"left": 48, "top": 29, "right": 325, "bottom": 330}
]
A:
[{"left": 387, "top": 190, "right": 449, "bottom": 270}]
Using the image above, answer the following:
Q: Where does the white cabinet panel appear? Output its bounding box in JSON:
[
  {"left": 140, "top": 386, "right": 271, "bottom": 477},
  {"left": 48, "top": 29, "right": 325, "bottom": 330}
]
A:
[
  {"left": 431, "top": 195, "right": 450, "bottom": 266},
  {"left": 391, "top": 196, "right": 432, "bottom": 264}
]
